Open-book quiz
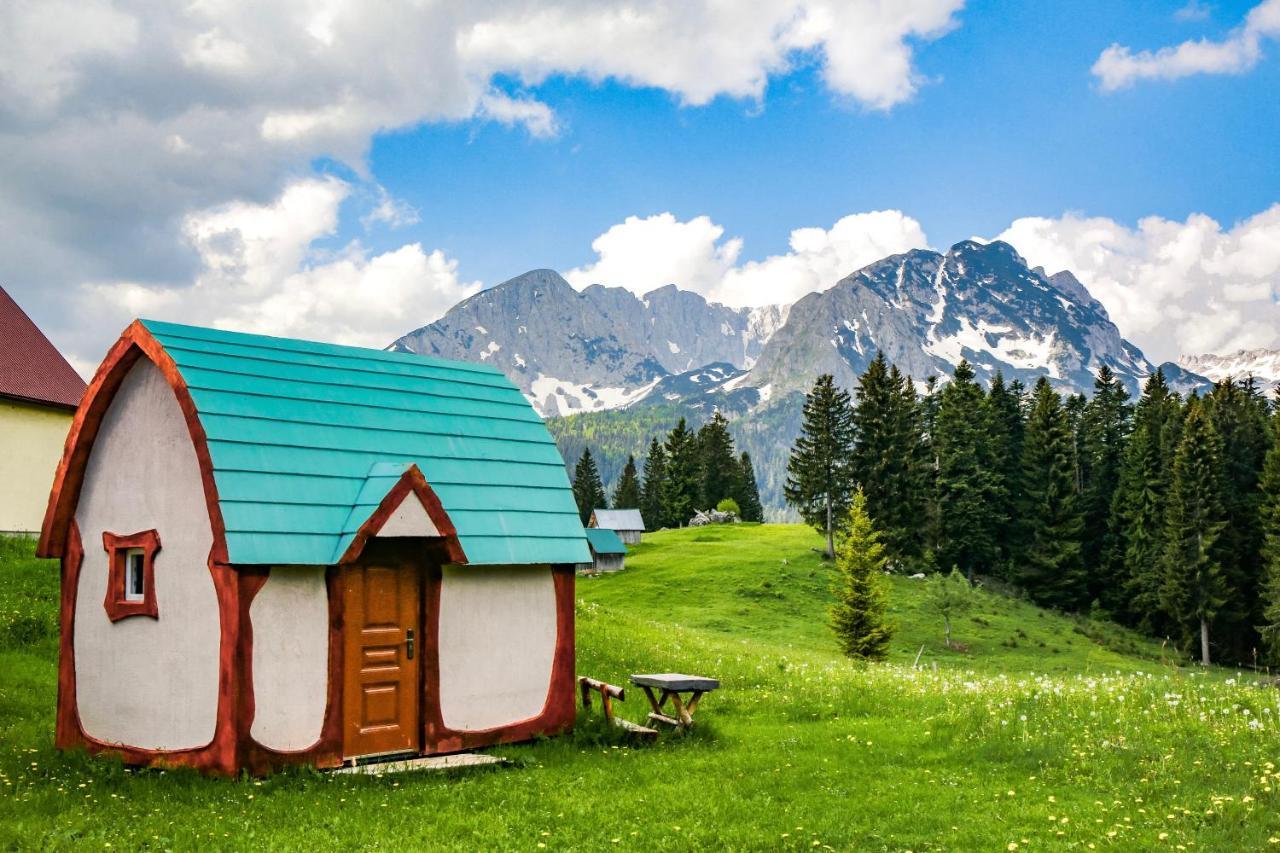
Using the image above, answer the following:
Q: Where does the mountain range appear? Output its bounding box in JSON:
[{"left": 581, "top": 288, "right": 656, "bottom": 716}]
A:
[
  {"left": 1177, "top": 349, "right": 1280, "bottom": 395},
  {"left": 390, "top": 239, "right": 1220, "bottom": 514}
]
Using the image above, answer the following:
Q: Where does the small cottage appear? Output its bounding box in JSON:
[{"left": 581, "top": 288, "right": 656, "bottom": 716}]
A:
[
  {"left": 582, "top": 527, "right": 627, "bottom": 573},
  {"left": 589, "top": 508, "right": 645, "bottom": 545},
  {"left": 0, "top": 286, "right": 85, "bottom": 534},
  {"left": 37, "top": 319, "right": 589, "bottom": 775}
]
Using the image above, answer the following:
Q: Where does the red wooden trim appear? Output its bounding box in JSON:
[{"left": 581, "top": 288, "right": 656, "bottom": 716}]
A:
[
  {"left": 38, "top": 320, "right": 228, "bottom": 566},
  {"left": 337, "top": 464, "right": 466, "bottom": 565},
  {"left": 101, "top": 530, "right": 161, "bottom": 622},
  {"left": 55, "top": 522, "right": 84, "bottom": 751},
  {"left": 422, "top": 564, "right": 576, "bottom": 754},
  {"left": 233, "top": 566, "right": 269, "bottom": 768}
]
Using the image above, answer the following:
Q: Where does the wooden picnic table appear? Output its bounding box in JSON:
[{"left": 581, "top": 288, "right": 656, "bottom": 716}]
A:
[{"left": 630, "top": 673, "right": 720, "bottom": 730}]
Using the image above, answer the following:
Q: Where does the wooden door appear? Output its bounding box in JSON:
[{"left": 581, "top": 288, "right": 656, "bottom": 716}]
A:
[{"left": 342, "top": 562, "right": 420, "bottom": 759}]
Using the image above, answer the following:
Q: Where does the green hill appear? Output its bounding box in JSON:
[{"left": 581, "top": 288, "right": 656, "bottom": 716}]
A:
[
  {"left": 581, "top": 524, "right": 1171, "bottom": 675},
  {"left": 2, "top": 529, "right": 1279, "bottom": 849}
]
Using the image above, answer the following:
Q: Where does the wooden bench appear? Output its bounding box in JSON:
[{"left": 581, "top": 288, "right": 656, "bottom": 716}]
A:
[
  {"left": 578, "top": 676, "right": 658, "bottom": 741},
  {"left": 629, "top": 673, "right": 720, "bottom": 730}
]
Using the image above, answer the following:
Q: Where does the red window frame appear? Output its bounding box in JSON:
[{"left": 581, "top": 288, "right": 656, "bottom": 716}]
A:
[{"left": 102, "top": 530, "right": 161, "bottom": 622}]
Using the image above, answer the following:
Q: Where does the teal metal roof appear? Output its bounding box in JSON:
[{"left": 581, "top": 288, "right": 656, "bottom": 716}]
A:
[
  {"left": 584, "top": 527, "right": 626, "bottom": 556},
  {"left": 141, "top": 320, "right": 590, "bottom": 567}
]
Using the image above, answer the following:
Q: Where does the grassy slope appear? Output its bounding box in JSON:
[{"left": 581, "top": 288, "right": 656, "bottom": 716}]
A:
[
  {"left": 2, "top": 528, "right": 1279, "bottom": 850},
  {"left": 583, "top": 524, "right": 1171, "bottom": 674}
]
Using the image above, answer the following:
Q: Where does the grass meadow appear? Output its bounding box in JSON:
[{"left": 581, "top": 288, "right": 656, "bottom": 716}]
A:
[{"left": 2, "top": 526, "right": 1280, "bottom": 849}]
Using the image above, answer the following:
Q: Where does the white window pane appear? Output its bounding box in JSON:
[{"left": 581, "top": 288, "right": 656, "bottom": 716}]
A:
[{"left": 125, "top": 550, "right": 145, "bottom": 601}]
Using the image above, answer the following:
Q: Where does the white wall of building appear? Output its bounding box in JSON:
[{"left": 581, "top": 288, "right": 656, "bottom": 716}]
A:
[
  {"left": 377, "top": 494, "right": 439, "bottom": 537},
  {"left": 73, "top": 359, "right": 221, "bottom": 750},
  {"left": 437, "top": 565, "right": 557, "bottom": 731},
  {"left": 250, "top": 567, "right": 330, "bottom": 751}
]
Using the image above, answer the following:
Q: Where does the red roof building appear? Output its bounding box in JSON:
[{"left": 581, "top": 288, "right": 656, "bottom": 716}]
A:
[
  {"left": 1, "top": 286, "right": 86, "bottom": 533},
  {"left": 0, "top": 285, "right": 85, "bottom": 410}
]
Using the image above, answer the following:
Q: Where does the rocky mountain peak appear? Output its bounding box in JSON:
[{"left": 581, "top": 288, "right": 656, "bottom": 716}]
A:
[{"left": 390, "top": 269, "right": 783, "bottom": 416}]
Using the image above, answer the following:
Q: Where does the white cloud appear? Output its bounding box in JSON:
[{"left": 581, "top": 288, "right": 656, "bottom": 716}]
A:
[
  {"left": 1092, "top": 0, "right": 1280, "bottom": 90},
  {"left": 995, "top": 206, "right": 1280, "bottom": 362},
  {"left": 564, "top": 210, "right": 929, "bottom": 307},
  {"left": 0, "top": 0, "right": 965, "bottom": 365},
  {"left": 718, "top": 211, "right": 930, "bottom": 306},
  {"left": 564, "top": 214, "right": 744, "bottom": 298},
  {"left": 477, "top": 91, "right": 559, "bottom": 139},
  {"left": 83, "top": 178, "right": 480, "bottom": 351},
  {"left": 1175, "top": 1, "right": 1213, "bottom": 23},
  {"left": 461, "top": 1, "right": 963, "bottom": 111}
]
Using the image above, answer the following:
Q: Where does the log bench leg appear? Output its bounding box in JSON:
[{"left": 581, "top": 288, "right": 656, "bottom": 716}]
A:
[{"left": 669, "top": 692, "right": 694, "bottom": 728}]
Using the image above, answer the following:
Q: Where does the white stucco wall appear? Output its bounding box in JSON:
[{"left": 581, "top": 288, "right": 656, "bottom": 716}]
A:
[
  {"left": 72, "top": 359, "right": 221, "bottom": 750},
  {"left": 377, "top": 494, "right": 439, "bottom": 537},
  {"left": 250, "top": 567, "right": 330, "bottom": 751},
  {"left": 437, "top": 565, "right": 557, "bottom": 731}
]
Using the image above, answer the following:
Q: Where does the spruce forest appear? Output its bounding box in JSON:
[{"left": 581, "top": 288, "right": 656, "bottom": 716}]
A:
[
  {"left": 571, "top": 411, "right": 765, "bottom": 527},
  {"left": 784, "top": 351, "right": 1280, "bottom": 668}
]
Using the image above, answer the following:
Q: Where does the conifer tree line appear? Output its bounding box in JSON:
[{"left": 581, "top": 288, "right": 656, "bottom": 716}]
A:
[
  {"left": 786, "top": 351, "right": 1280, "bottom": 667},
  {"left": 571, "top": 410, "right": 765, "bottom": 528}
]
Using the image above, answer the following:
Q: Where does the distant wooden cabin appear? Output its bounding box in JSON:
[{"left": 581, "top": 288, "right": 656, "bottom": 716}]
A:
[
  {"left": 0, "top": 286, "right": 86, "bottom": 534},
  {"left": 582, "top": 527, "right": 627, "bottom": 573},
  {"left": 589, "top": 508, "right": 645, "bottom": 545},
  {"left": 37, "top": 319, "right": 589, "bottom": 776}
]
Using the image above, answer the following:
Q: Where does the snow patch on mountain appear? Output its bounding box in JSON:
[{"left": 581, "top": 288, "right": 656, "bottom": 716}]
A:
[{"left": 1178, "top": 349, "right": 1280, "bottom": 394}]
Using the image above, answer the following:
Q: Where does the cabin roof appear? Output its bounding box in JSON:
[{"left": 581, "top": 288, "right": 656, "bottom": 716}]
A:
[
  {"left": 584, "top": 527, "right": 627, "bottom": 555},
  {"left": 0, "top": 285, "right": 86, "bottom": 410},
  {"left": 591, "top": 508, "right": 645, "bottom": 531},
  {"left": 139, "top": 319, "right": 590, "bottom": 567}
]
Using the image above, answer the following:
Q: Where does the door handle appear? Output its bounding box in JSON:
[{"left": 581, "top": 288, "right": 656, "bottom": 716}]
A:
[{"left": 406, "top": 629, "right": 415, "bottom": 660}]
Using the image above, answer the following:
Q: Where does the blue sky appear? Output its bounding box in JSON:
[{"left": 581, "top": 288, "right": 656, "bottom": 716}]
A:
[
  {"left": 346, "top": 0, "right": 1280, "bottom": 287},
  {"left": 2, "top": 0, "right": 1278, "bottom": 368}
]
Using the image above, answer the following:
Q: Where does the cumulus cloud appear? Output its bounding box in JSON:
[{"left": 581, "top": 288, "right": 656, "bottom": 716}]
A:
[
  {"left": 0, "top": 0, "right": 964, "bottom": 365},
  {"left": 564, "top": 210, "right": 929, "bottom": 307},
  {"left": 462, "top": 1, "right": 963, "bottom": 111},
  {"left": 1092, "top": 0, "right": 1280, "bottom": 90},
  {"left": 564, "top": 214, "right": 744, "bottom": 297},
  {"left": 83, "top": 178, "right": 480, "bottom": 351},
  {"left": 718, "top": 212, "right": 931, "bottom": 306},
  {"left": 995, "top": 206, "right": 1280, "bottom": 362}
]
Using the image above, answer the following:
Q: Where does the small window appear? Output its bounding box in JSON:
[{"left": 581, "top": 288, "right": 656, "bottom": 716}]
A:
[
  {"left": 124, "top": 549, "right": 146, "bottom": 601},
  {"left": 102, "top": 530, "right": 161, "bottom": 622}
]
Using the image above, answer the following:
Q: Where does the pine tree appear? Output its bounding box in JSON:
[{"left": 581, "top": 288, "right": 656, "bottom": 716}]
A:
[
  {"left": 571, "top": 448, "right": 607, "bottom": 525},
  {"left": 1017, "top": 378, "right": 1087, "bottom": 609},
  {"left": 829, "top": 490, "right": 893, "bottom": 661},
  {"left": 986, "top": 372, "right": 1027, "bottom": 576},
  {"left": 697, "top": 410, "right": 738, "bottom": 509},
  {"left": 920, "top": 375, "right": 943, "bottom": 554},
  {"left": 1080, "top": 365, "right": 1133, "bottom": 600},
  {"left": 1160, "top": 398, "right": 1229, "bottom": 665},
  {"left": 1109, "top": 369, "right": 1183, "bottom": 628},
  {"left": 736, "top": 452, "right": 764, "bottom": 522},
  {"left": 661, "top": 418, "right": 700, "bottom": 528},
  {"left": 785, "top": 374, "right": 856, "bottom": 558},
  {"left": 640, "top": 437, "right": 667, "bottom": 531},
  {"left": 890, "top": 364, "right": 930, "bottom": 558},
  {"left": 1204, "top": 376, "right": 1272, "bottom": 662},
  {"left": 1257, "top": 416, "right": 1280, "bottom": 662},
  {"left": 934, "top": 360, "right": 1001, "bottom": 578},
  {"left": 850, "top": 354, "right": 926, "bottom": 562},
  {"left": 612, "top": 454, "right": 641, "bottom": 509}
]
